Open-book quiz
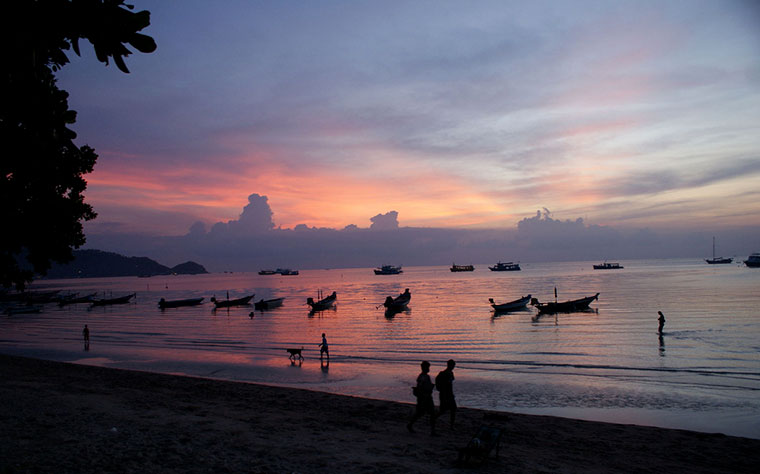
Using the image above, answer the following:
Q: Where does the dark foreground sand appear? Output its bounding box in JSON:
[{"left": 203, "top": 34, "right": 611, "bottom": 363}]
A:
[{"left": 1, "top": 354, "right": 758, "bottom": 473}]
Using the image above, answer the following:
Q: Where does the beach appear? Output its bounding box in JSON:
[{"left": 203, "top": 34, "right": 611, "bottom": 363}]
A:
[{"left": 1, "top": 354, "right": 758, "bottom": 473}]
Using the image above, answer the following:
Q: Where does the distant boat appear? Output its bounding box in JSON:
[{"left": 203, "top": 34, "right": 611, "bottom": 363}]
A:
[
  {"left": 254, "top": 297, "right": 285, "bottom": 310},
  {"left": 91, "top": 293, "right": 136, "bottom": 307},
  {"left": 307, "top": 291, "right": 337, "bottom": 311},
  {"left": 530, "top": 293, "right": 599, "bottom": 314},
  {"left": 705, "top": 237, "right": 733, "bottom": 264},
  {"left": 489, "top": 295, "right": 531, "bottom": 313},
  {"left": 374, "top": 265, "right": 403, "bottom": 275},
  {"left": 276, "top": 268, "right": 299, "bottom": 275},
  {"left": 258, "top": 269, "right": 277, "bottom": 275},
  {"left": 593, "top": 262, "right": 623, "bottom": 270},
  {"left": 211, "top": 294, "right": 254, "bottom": 308},
  {"left": 488, "top": 261, "right": 521, "bottom": 272},
  {"left": 158, "top": 297, "right": 204, "bottom": 309},
  {"left": 57, "top": 292, "right": 98, "bottom": 306},
  {"left": 744, "top": 253, "right": 760, "bottom": 268},
  {"left": 383, "top": 288, "right": 411, "bottom": 313},
  {"left": 450, "top": 264, "right": 474, "bottom": 272}
]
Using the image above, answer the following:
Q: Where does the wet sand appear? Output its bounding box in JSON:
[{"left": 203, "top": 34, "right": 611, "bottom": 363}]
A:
[{"left": 1, "top": 353, "right": 758, "bottom": 473}]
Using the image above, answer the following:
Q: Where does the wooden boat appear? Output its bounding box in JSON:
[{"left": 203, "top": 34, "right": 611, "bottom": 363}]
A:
[
  {"left": 58, "top": 292, "right": 98, "bottom": 306},
  {"left": 211, "top": 294, "right": 254, "bottom": 308},
  {"left": 90, "top": 293, "right": 136, "bottom": 307},
  {"left": 258, "top": 269, "right": 277, "bottom": 275},
  {"left": 531, "top": 293, "right": 599, "bottom": 314},
  {"left": 488, "top": 261, "right": 520, "bottom": 272},
  {"left": 593, "top": 262, "right": 623, "bottom": 270},
  {"left": 383, "top": 288, "right": 411, "bottom": 311},
  {"left": 374, "top": 265, "right": 403, "bottom": 275},
  {"left": 489, "top": 294, "right": 531, "bottom": 313},
  {"left": 307, "top": 291, "right": 337, "bottom": 311},
  {"left": 705, "top": 237, "right": 732, "bottom": 264},
  {"left": 744, "top": 253, "right": 760, "bottom": 268},
  {"left": 450, "top": 264, "right": 474, "bottom": 272},
  {"left": 158, "top": 297, "right": 204, "bottom": 309},
  {"left": 254, "top": 297, "right": 285, "bottom": 310}
]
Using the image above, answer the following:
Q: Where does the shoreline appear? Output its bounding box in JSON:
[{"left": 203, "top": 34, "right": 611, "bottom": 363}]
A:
[{"left": 2, "top": 354, "right": 759, "bottom": 473}]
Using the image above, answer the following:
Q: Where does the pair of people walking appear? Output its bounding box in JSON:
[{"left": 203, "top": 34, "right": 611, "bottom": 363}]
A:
[{"left": 407, "top": 359, "right": 457, "bottom": 435}]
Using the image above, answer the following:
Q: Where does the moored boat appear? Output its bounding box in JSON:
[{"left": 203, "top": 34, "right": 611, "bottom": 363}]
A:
[
  {"left": 374, "top": 265, "right": 403, "bottom": 275},
  {"left": 593, "top": 262, "right": 623, "bottom": 270},
  {"left": 211, "top": 294, "right": 254, "bottom": 308},
  {"left": 254, "top": 297, "right": 285, "bottom": 310},
  {"left": 383, "top": 288, "right": 411, "bottom": 311},
  {"left": 744, "top": 253, "right": 760, "bottom": 268},
  {"left": 489, "top": 294, "right": 531, "bottom": 313},
  {"left": 90, "top": 293, "right": 136, "bottom": 307},
  {"left": 488, "top": 261, "right": 520, "bottom": 272},
  {"left": 705, "top": 237, "right": 733, "bottom": 264},
  {"left": 450, "top": 263, "right": 474, "bottom": 272},
  {"left": 158, "top": 297, "right": 204, "bottom": 309},
  {"left": 530, "top": 293, "right": 599, "bottom": 314},
  {"left": 276, "top": 268, "right": 299, "bottom": 275},
  {"left": 58, "top": 292, "right": 98, "bottom": 306},
  {"left": 258, "top": 269, "right": 277, "bottom": 275},
  {"left": 307, "top": 291, "right": 337, "bottom": 311}
]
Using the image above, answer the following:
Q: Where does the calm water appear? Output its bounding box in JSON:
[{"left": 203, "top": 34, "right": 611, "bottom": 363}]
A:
[{"left": 2, "top": 259, "right": 759, "bottom": 438}]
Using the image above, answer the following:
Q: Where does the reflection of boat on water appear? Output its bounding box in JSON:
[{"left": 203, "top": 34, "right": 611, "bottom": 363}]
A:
[
  {"left": 531, "top": 293, "right": 599, "bottom": 314},
  {"left": 374, "top": 265, "right": 403, "bottom": 275},
  {"left": 705, "top": 237, "right": 733, "bottom": 264},
  {"left": 383, "top": 288, "right": 411, "bottom": 314},
  {"left": 254, "top": 297, "right": 285, "bottom": 310},
  {"left": 211, "top": 294, "right": 254, "bottom": 308},
  {"left": 489, "top": 294, "right": 531, "bottom": 313},
  {"left": 91, "top": 293, "right": 136, "bottom": 307},
  {"left": 744, "top": 253, "right": 760, "bottom": 268},
  {"left": 489, "top": 261, "right": 520, "bottom": 272},
  {"left": 593, "top": 262, "right": 623, "bottom": 270},
  {"left": 450, "top": 264, "right": 474, "bottom": 272},
  {"left": 158, "top": 297, "right": 204, "bottom": 309},
  {"left": 307, "top": 291, "right": 337, "bottom": 311}
]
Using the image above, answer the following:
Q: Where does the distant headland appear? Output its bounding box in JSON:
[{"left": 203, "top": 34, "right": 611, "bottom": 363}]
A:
[{"left": 43, "top": 249, "right": 208, "bottom": 279}]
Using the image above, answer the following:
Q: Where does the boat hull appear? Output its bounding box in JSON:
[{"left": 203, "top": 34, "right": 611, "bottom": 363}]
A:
[
  {"left": 159, "top": 297, "right": 204, "bottom": 309},
  {"left": 489, "top": 295, "right": 531, "bottom": 313},
  {"left": 532, "top": 293, "right": 599, "bottom": 314},
  {"left": 212, "top": 294, "right": 254, "bottom": 308},
  {"left": 254, "top": 298, "right": 285, "bottom": 310}
]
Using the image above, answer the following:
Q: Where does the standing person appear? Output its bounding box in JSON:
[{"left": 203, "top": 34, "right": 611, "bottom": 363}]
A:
[
  {"left": 658, "top": 311, "right": 666, "bottom": 335},
  {"left": 83, "top": 324, "right": 90, "bottom": 343},
  {"left": 319, "top": 333, "right": 329, "bottom": 361},
  {"left": 435, "top": 359, "right": 457, "bottom": 429},
  {"left": 407, "top": 361, "right": 437, "bottom": 435}
]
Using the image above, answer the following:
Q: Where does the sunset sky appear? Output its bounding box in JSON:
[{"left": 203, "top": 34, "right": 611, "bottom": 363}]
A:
[{"left": 57, "top": 0, "right": 760, "bottom": 237}]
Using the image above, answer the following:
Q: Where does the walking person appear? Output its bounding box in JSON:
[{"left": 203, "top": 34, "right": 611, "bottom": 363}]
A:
[
  {"left": 319, "top": 333, "right": 329, "bottom": 361},
  {"left": 435, "top": 359, "right": 457, "bottom": 429},
  {"left": 658, "top": 311, "right": 666, "bottom": 335},
  {"left": 407, "top": 361, "right": 437, "bottom": 435}
]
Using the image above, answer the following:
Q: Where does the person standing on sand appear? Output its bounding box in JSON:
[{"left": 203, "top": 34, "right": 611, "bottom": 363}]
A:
[
  {"left": 83, "top": 324, "right": 89, "bottom": 343},
  {"left": 658, "top": 311, "right": 666, "bottom": 335},
  {"left": 319, "top": 333, "right": 329, "bottom": 361},
  {"left": 407, "top": 360, "right": 436, "bottom": 435},
  {"left": 435, "top": 359, "right": 457, "bottom": 429}
]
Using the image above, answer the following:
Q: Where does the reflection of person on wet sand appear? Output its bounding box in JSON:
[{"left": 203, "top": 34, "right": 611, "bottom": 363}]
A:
[
  {"left": 319, "top": 333, "right": 329, "bottom": 361},
  {"left": 658, "top": 311, "right": 666, "bottom": 335},
  {"left": 407, "top": 361, "right": 436, "bottom": 436}
]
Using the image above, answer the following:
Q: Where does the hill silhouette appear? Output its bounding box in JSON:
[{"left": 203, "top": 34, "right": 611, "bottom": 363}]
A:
[{"left": 44, "top": 250, "right": 207, "bottom": 279}]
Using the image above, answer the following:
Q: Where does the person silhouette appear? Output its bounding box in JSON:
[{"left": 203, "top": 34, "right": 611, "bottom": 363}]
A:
[
  {"left": 319, "top": 333, "right": 329, "bottom": 361},
  {"left": 435, "top": 359, "right": 457, "bottom": 429},
  {"left": 658, "top": 311, "right": 666, "bottom": 335},
  {"left": 83, "top": 324, "right": 90, "bottom": 343},
  {"left": 407, "top": 360, "right": 437, "bottom": 435}
]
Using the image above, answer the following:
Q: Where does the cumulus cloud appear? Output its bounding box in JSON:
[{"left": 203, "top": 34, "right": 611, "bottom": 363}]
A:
[
  {"left": 209, "top": 193, "right": 275, "bottom": 235},
  {"left": 370, "top": 211, "right": 399, "bottom": 230}
]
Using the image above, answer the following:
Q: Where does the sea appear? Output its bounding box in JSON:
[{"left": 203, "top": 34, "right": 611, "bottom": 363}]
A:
[{"left": 2, "top": 259, "right": 759, "bottom": 439}]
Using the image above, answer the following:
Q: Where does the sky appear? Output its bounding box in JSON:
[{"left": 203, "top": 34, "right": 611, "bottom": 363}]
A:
[{"left": 55, "top": 1, "right": 760, "bottom": 267}]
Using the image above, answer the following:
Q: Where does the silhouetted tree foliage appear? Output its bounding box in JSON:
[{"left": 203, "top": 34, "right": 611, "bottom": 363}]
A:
[{"left": 1, "top": 0, "right": 156, "bottom": 290}]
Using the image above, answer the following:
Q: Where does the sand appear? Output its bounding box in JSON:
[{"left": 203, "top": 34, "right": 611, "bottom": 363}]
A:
[{"left": 1, "top": 354, "right": 758, "bottom": 473}]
